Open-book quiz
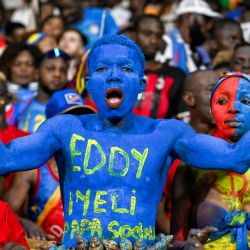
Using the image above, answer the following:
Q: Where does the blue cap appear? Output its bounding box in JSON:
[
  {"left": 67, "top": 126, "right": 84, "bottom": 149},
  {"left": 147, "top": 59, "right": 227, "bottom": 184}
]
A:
[{"left": 46, "top": 89, "right": 96, "bottom": 119}]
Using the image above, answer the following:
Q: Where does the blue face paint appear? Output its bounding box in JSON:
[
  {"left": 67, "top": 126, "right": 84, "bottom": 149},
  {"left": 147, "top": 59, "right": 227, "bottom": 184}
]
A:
[
  {"left": 234, "top": 77, "right": 250, "bottom": 139},
  {"left": 86, "top": 44, "right": 145, "bottom": 121}
]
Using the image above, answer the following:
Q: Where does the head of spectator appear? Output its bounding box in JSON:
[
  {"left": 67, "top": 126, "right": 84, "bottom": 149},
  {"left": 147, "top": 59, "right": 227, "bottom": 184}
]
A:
[
  {"left": 41, "top": 14, "right": 65, "bottom": 41},
  {"left": 119, "top": 26, "right": 135, "bottom": 40},
  {"left": 175, "top": 0, "right": 221, "bottom": 46},
  {"left": 0, "top": 43, "right": 42, "bottom": 87},
  {"left": 213, "top": 61, "right": 231, "bottom": 75},
  {"left": 183, "top": 70, "right": 218, "bottom": 133},
  {"left": 231, "top": 42, "right": 250, "bottom": 74},
  {"left": 46, "top": 88, "right": 96, "bottom": 119},
  {"left": 37, "top": 48, "right": 69, "bottom": 101},
  {"left": 58, "top": 28, "right": 87, "bottom": 59},
  {"left": 27, "top": 32, "right": 57, "bottom": 53},
  {"left": 210, "top": 18, "right": 243, "bottom": 52},
  {"left": 211, "top": 72, "right": 250, "bottom": 142},
  {"left": 53, "top": 0, "right": 83, "bottom": 25},
  {"left": 133, "top": 14, "right": 164, "bottom": 66},
  {"left": 4, "top": 22, "right": 26, "bottom": 43}
]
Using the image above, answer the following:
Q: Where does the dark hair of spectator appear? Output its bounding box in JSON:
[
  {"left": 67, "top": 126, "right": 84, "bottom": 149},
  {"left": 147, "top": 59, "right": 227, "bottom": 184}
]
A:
[
  {"left": 40, "top": 14, "right": 65, "bottom": 29},
  {"left": 133, "top": 14, "right": 163, "bottom": 31},
  {"left": 5, "top": 22, "right": 25, "bottom": 37},
  {"left": 234, "top": 41, "right": 250, "bottom": 51},
  {"left": 211, "top": 18, "right": 243, "bottom": 40},
  {"left": 213, "top": 62, "right": 231, "bottom": 71},
  {"left": 59, "top": 28, "right": 88, "bottom": 46},
  {"left": 0, "top": 43, "right": 42, "bottom": 80}
]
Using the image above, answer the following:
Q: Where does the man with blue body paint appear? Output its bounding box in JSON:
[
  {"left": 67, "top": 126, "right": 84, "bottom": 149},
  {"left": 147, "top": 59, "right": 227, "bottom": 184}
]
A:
[{"left": 0, "top": 35, "right": 250, "bottom": 248}]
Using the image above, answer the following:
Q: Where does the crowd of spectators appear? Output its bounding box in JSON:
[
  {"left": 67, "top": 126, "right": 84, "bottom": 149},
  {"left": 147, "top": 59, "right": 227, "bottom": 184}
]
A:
[{"left": 0, "top": 0, "right": 250, "bottom": 249}]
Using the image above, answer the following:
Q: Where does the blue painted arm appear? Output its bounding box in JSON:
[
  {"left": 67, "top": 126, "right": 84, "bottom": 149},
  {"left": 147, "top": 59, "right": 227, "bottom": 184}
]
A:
[
  {"left": 0, "top": 121, "right": 60, "bottom": 175},
  {"left": 175, "top": 132, "right": 250, "bottom": 174}
]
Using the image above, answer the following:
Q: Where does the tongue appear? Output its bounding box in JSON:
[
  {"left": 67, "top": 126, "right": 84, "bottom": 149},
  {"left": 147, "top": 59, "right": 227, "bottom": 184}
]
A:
[{"left": 109, "top": 97, "right": 120, "bottom": 104}]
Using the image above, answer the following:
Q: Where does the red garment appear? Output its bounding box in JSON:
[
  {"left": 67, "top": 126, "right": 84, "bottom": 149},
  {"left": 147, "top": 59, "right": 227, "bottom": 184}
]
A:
[
  {"left": 164, "top": 159, "right": 181, "bottom": 219},
  {"left": 0, "top": 201, "right": 29, "bottom": 249},
  {"left": 0, "top": 126, "right": 29, "bottom": 190},
  {"left": 0, "top": 125, "right": 29, "bottom": 145}
]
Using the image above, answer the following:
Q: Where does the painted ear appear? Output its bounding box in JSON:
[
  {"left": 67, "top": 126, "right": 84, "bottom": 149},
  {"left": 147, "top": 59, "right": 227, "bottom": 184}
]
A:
[
  {"left": 139, "top": 77, "right": 146, "bottom": 93},
  {"left": 183, "top": 91, "right": 195, "bottom": 107},
  {"left": 85, "top": 76, "right": 90, "bottom": 91}
]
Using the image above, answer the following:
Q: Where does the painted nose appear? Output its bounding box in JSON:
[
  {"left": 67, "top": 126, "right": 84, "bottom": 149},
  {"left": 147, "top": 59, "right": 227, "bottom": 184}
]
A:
[
  {"left": 107, "top": 67, "right": 120, "bottom": 82},
  {"left": 229, "top": 102, "right": 239, "bottom": 114}
]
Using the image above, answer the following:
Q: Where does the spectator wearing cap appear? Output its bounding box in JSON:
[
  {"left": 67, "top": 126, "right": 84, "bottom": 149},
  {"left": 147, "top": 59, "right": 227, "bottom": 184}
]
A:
[
  {"left": 12, "top": 48, "right": 69, "bottom": 133},
  {"left": 163, "top": 0, "right": 222, "bottom": 74},
  {"left": 26, "top": 32, "right": 58, "bottom": 53},
  {"left": 46, "top": 88, "right": 96, "bottom": 119},
  {"left": 4, "top": 89, "right": 96, "bottom": 243}
]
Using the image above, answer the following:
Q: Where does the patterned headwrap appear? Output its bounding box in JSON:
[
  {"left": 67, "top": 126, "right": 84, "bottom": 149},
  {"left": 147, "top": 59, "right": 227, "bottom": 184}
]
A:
[{"left": 210, "top": 71, "right": 250, "bottom": 106}]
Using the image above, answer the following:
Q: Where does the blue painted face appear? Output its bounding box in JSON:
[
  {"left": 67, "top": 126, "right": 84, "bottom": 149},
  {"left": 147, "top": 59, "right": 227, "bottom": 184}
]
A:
[
  {"left": 234, "top": 78, "right": 250, "bottom": 139},
  {"left": 86, "top": 44, "right": 146, "bottom": 120}
]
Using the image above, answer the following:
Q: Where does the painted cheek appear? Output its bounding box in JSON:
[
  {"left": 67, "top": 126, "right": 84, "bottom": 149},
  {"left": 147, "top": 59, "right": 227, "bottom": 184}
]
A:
[
  {"left": 212, "top": 78, "right": 239, "bottom": 137},
  {"left": 235, "top": 79, "right": 250, "bottom": 137}
]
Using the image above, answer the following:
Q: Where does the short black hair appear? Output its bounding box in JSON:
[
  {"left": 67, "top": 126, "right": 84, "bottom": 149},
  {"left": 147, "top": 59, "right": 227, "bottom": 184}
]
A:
[
  {"left": 211, "top": 18, "right": 243, "bottom": 39},
  {"left": 40, "top": 14, "right": 65, "bottom": 29},
  {"left": 234, "top": 41, "right": 250, "bottom": 51},
  {"left": 5, "top": 22, "right": 25, "bottom": 37},
  {"left": 133, "top": 14, "right": 163, "bottom": 31},
  {"left": 0, "top": 42, "right": 42, "bottom": 80}
]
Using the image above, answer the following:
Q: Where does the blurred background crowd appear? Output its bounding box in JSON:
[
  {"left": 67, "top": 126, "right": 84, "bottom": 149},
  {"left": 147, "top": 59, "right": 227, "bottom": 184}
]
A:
[{"left": 0, "top": 0, "right": 250, "bottom": 248}]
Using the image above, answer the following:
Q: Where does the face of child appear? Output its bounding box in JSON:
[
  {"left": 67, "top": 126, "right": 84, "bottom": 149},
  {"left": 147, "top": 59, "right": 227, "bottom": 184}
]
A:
[
  {"left": 59, "top": 31, "right": 84, "bottom": 58},
  {"left": 211, "top": 77, "right": 250, "bottom": 142}
]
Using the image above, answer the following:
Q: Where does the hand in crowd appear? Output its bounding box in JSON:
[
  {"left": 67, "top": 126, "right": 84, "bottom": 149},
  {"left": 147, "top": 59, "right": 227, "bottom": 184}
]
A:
[
  {"left": 21, "top": 218, "right": 46, "bottom": 240},
  {"left": 183, "top": 227, "right": 218, "bottom": 250}
]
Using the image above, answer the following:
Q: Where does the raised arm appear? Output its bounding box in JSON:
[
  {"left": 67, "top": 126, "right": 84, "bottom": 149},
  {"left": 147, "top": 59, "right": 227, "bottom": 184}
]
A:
[
  {"left": 174, "top": 130, "right": 250, "bottom": 174},
  {"left": 0, "top": 121, "right": 60, "bottom": 175}
]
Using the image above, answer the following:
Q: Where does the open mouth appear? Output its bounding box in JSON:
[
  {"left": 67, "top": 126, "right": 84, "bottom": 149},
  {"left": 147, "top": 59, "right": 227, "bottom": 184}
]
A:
[{"left": 105, "top": 88, "right": 124, "bottom": 109}]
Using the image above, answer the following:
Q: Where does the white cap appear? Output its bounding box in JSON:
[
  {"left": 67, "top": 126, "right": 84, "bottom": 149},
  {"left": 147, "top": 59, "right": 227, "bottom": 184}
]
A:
[{"left": 175, "top": 0, "right": 222, "bottom": 18}]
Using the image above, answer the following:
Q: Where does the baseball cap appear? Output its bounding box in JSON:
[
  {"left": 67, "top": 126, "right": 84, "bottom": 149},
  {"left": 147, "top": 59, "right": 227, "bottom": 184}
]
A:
[
  {"left": 175, "top": 0, "right": 222, "bottom": 18},
  {"left": 46, "top": 89, "right": 96, "bottom": 119},
  {"left": 38, "top": 48, "right": 70, "bottom": 66}
]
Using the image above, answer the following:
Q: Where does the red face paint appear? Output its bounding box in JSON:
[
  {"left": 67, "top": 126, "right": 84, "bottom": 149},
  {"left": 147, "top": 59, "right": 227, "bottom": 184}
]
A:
[{"left": 211, "top": 77, "right": 240, "bottom": 141}]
